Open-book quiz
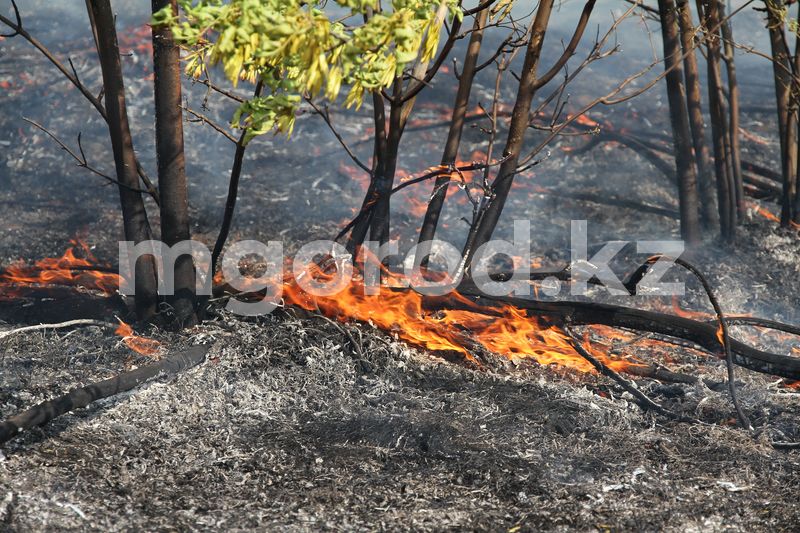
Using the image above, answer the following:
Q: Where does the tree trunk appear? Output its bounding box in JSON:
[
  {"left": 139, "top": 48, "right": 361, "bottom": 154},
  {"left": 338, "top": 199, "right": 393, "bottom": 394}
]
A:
[
  {"left": 462, "top": 0, "right": 555, "bottom": 265},
  {"left": 151, "top": 0, "right": 196, "bottom": 327},
  {"left": 764, "top": 2, "right": 796, "bottom": 225},
  {"left": 675, "top": 0, "right": 717, "bottom": 229},
  {"left": 87, "top": 0, "right": 158, "bottom": 321},
  {"left": 368, "top": 80, "right": 404, "bottom": 247},
  {"left": 416, "top": 8, "right": 489, "bottom": 265},
  {"left": 719, "top": 6, "right": 745, "bottom": 222},
  {"left": 659, "top": 0, "right": 701, "bottom": 246},
  {"left": 701, "top": 0, "right": 735, "bottom": 241}
]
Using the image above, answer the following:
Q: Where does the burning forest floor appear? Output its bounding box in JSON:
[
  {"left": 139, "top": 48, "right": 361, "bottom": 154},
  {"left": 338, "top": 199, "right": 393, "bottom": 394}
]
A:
[
  {"left": 0, "top": 289, "right": 799, "bottom": 531},
  {"left": 2, "top": 114, "right": 800, "bottom": 533},
  {"left": 2, "top": 5, "right": 800, "bottom": 529}
]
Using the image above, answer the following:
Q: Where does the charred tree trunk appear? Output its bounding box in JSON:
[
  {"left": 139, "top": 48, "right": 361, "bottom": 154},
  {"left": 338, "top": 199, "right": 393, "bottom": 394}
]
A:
[
  {"left": 346, "top": 92, "right": 386, "bottom": 254},
  {"left": 764, "top": 1, "right": 796, "bottom": 225},
  {"left": 676, "top": 0, "right": 717, "bottom": 229},
  {"left": 209, "top": 82, "right": 264, "bottom": 282},
  {"left": 462, "top": 0, "right": 556, "bottom": 265},
  {"left": 369, "top": 87, "right": 404, "bottom": 247},
  {"left": 791, "top": 17, "right": 800, "bottom": 224},
  {"left": 720, "top": 6, "right": 745, "bottom": 221},
  {"left": 416, "top": 8, "right": 489, "bottom": 264},
  {"left": 151, "top": 0, "right": 196, "bottom": 327},
  {"left": 700, "top": 0, "right": 736, "bottom": 241},
  {"left": 87, "top": 0, "right": 158, "bottom": 321},
  {"left": 659, "top": 0, "right": 701, "bottom": 246}
]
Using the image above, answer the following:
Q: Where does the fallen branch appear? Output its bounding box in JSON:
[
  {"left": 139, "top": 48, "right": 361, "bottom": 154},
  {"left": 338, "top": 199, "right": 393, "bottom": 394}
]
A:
[
  {"left": 443, "top": 284, "right": 800, "bottom": 381},
  {"left": 0, "top": 344, "right": 209, "bottom": 445},
  {"left": 0, "top": 319, "right": 115, "bottom": 341},
  {"left": 564, "top": 326, "right": 689, "bottom": 421}
]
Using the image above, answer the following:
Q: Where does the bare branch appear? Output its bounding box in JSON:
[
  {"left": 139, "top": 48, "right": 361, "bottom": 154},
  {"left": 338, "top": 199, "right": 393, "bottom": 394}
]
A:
[
  {"left": 305, "top": 98, "right": 372, "bottom": 174},
  {"left": 22, "top": 117, "right": 151, "bottom": 195},
  {"left": 0, "top": 4, "right": 160, "bottom": 204},
  {"left": 183, "top": 106, "right": 238, "bottom": 143}
]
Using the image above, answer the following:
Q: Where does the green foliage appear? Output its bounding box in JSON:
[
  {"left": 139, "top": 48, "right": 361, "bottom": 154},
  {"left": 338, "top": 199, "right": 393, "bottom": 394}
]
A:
[
  {"left": 764, "top": 0, "right": 799, "bottom": 35},
  {"left": 153, "top": 0, "right": 462, "bottom": 143}
]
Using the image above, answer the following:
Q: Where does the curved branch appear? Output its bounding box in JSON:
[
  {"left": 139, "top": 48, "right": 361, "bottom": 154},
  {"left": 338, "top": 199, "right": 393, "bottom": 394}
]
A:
[
  {"left": 305, "top": 98, "right": 372, "bottom": 174},
  {"left": 531, "top": 0, "right": 597, "bottom": 91}
]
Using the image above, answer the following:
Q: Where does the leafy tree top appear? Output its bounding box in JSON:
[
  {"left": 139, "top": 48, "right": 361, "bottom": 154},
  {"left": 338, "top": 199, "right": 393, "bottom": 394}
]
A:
[{"left": 154, "top": 0, "right": 463, "bottom": 142}]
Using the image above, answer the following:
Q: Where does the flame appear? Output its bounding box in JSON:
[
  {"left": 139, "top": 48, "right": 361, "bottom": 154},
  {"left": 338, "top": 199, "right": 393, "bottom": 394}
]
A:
[
  {"left": 218, "top": 260, "right": 644, "bottom": 375},
  {"left": 570, "top": 113, "right": 600, "bottom": 128},
  {"left": 0, "top": 240, "right": 121, "bottom": 297},
  {"left": 666, "top": 296, "right": 713, "bottom": 321},
  {"left": 115, "top": 319, "right": 162, "bottom": 357},
  {"left": 751, "top": 204, "right": 780, "bottom": 224},
  {"left": 716, "top": 325, "right": 725, "bottom": 346}
]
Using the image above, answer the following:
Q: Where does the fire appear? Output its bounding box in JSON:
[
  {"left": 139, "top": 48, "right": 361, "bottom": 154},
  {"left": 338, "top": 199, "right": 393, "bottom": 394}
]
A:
[
  {"left": 666, "top": 295, "right": 712, "bottom": 321},
  {"left": 0, "top": 239, "right": 121, "bottom": 297},
  {"left": 222, "top": 260, "right": 645, "bottom": 375},
  {"left": 571, "top": 113, "right": 600, "bottom": 128},
  {"left": 115, "top": 319, "right": 162, "bottom": 357},
  {"left": 751, "top": 204, "right": 780, "bottom": 224}
]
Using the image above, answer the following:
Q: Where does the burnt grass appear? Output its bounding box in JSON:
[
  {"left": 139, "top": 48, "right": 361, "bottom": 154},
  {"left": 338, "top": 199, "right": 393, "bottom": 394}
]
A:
[
  {"left": 1, "top": 305, "right": 800, "bottom": 531},
  {"left": 2, "top": 3, "right": 800, "bottom": 531}
]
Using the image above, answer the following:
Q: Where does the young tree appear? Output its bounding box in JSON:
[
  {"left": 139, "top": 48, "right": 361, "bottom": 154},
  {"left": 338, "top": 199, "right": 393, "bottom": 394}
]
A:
[
  {"left": 87, "top": 0, "right": 160, "bottom": 320},
  {"left": 151, "top": 0, "right": 197, "bottom": 327},
  {"left": 2, "top": 0, "right": 198, "bottom": 325},
  {"left": 658, "top": 0, "right": 701, "bottom": 246},
  {"left": 157, "top": 0, "right": 466, "bottom": 260}
]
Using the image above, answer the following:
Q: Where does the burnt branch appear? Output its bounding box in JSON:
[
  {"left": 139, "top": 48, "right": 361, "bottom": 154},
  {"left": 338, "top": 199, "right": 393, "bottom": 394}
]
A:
[
  {"left": 22, "top": 117, "right": 150, "bottom": 195},
  {"left": 564, "top": 327, "right": 689, "bottom": 421},
  {"left": 531, "top": 0, "right": 597, "bottom": 91},
  {"left": 0, "top": 345, "right": 209, "bottom": 446}
]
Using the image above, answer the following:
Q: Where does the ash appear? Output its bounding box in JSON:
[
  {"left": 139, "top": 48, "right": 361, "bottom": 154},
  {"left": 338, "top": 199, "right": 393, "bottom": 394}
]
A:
[{"left": 1, "top": 303, "right": 799, "bottom": 531}]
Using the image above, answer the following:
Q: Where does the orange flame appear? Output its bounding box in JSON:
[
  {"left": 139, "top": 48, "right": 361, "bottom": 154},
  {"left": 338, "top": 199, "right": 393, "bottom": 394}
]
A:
[
  {"left": 219, "top": 261, "right": 644, "bottom": 374},
  {"left": 571, "top": 113, "right": 600, "bottom": 128},
  {"left": 751, "top": 204, "right": 780, "bottom": 224},
  {"left": 667, "top": 296, "right": 713, "bottom": 321},
  {"left": 115, "top": 319, "right": 162, "bottom": 357},
  {"left": 0, "top": 240, "right": 121, "bottom": 297}
]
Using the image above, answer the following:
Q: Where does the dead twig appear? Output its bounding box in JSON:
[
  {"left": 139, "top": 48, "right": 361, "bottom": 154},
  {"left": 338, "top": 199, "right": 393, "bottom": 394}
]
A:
[
  {"left": 22, "top": 118, "right": 150, "bottom": 195},
  {"left": 564, "top": 326, "right": 690, "bottom": 421},
  {"left": 0, "top": 319, "right": 116, "bottom": 341},
  {"left": 628, "top": 256, "right": 753, "bottom": 430},
  {"left": 305, "top": 98, "right": 372, "bottom": 175},
  {"left": 0, "top": 1, "right": 160, "bottom": 204}
]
